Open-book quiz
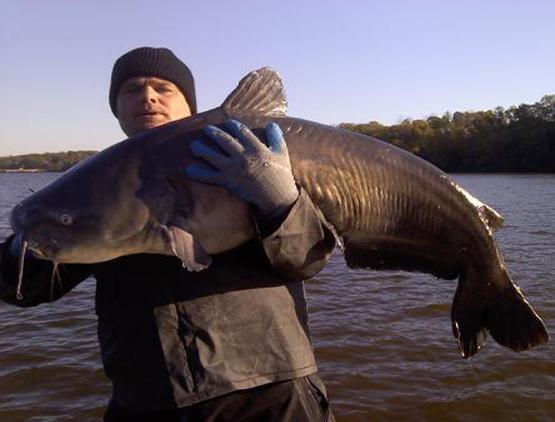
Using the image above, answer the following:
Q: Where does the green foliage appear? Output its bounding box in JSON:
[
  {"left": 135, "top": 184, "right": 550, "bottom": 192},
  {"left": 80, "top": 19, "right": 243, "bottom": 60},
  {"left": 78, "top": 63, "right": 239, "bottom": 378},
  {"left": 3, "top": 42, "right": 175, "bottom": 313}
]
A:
[
  {"left": 340, "top": 95, "right": 555, "bottom": 172},
  {"left": 0, "top": 151, "right": 97, "bottom": 172},
  {"left": 2, "top": 95, "right": 554, "bottom": 173}
]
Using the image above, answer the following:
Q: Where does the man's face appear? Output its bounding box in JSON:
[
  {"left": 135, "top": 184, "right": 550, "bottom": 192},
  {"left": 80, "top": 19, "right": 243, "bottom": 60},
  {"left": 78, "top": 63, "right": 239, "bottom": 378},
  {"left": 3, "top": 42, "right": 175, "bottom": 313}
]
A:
[{"left": 116, "top": 76, "right": 192, "bottom": 136}]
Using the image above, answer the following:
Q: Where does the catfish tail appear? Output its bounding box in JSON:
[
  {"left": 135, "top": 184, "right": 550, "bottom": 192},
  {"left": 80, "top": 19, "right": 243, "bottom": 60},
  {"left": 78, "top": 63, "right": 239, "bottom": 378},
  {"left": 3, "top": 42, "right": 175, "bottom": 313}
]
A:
[
  {"left": 451, "top": 268, "right": 488, "bottom": 358},
  {"left": 485, "top": 272, "right": 549, "bottom": 352},
  {"left": 451, "top": 267, "right": 548, "bottom": 358}
]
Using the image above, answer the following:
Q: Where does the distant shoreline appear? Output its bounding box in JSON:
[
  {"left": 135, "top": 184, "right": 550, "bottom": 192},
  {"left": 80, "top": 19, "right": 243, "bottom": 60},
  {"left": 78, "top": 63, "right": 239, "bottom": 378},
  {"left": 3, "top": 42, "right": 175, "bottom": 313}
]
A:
[
  {"left": 0, "top": 150, "right": 97, "bottom": 173},
  {"left": 0, "top": 168, "right": 43, "bottom": 173}
]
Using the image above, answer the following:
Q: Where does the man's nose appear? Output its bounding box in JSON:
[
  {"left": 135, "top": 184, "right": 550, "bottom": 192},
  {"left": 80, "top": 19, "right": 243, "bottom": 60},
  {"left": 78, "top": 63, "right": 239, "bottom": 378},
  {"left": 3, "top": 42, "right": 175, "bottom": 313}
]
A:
[{"left": 142, "top": 85, "right": 158, "bottom": 103}]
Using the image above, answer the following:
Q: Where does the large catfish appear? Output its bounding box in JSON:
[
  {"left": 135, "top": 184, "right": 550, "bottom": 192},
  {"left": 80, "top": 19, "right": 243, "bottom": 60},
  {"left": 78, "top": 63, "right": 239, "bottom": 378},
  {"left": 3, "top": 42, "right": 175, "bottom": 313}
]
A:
[{"left": 10, "top": 68, "right": 548, "bottom": 358}]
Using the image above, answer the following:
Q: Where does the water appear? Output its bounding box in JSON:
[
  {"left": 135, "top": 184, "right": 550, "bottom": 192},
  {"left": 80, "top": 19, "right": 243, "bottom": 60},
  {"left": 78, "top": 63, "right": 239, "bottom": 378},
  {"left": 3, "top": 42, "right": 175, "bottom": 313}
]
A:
[{"left": 0, "top": 173, "right": 554, "bottom": 421}]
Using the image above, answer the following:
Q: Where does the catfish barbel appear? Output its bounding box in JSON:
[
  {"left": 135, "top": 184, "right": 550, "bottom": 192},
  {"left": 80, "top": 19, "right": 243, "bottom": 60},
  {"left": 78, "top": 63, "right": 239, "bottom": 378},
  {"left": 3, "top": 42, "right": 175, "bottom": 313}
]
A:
[{"left": 10, "top": 68, "right": 548, "bottom": 358}]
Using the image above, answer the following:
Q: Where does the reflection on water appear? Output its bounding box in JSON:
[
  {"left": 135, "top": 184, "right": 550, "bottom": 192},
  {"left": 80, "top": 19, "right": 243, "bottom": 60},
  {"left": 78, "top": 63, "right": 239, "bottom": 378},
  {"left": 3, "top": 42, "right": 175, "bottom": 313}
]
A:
[{"left": 0, "top": 173, "right": 554, "bottom": 421}]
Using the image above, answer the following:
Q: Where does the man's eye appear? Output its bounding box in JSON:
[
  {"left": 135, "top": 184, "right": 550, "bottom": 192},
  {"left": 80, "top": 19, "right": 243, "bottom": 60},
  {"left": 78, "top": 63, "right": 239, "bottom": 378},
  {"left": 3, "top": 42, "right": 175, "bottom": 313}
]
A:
[
  {"left": 156, "top": 85, "right": 174, "bottom": 93},
  {"left": 122, "top": 86, "right": 141, "bottom": 94}
]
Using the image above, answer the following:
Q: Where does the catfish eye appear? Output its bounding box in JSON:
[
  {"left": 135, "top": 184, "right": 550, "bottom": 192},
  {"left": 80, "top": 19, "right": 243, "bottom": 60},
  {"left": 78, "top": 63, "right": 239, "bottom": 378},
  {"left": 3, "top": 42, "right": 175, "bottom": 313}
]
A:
[{"left": 60, "top": 214, "right": 73, "bottom": 226}]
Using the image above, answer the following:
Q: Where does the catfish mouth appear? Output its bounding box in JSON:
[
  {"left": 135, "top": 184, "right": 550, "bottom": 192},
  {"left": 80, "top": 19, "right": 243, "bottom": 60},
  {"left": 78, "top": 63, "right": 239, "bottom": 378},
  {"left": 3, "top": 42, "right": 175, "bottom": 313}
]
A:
[
  {"left": 14, "top": 237, "right": 53, "bottom": 301},
  {"left": 20, "top": 236, "right": 59, "bottom": 261},
  {"left": 15, "top": 236, "right": 63, "bottom": 302},
  {"left": 21, "top": 226, "right": 150, "bottom": 264},
  {"left": 26, "top": 240, "right": 54, "bottom": 260},
  {"left": 25, "top": 238, "right": 42, "bottom": 256}
]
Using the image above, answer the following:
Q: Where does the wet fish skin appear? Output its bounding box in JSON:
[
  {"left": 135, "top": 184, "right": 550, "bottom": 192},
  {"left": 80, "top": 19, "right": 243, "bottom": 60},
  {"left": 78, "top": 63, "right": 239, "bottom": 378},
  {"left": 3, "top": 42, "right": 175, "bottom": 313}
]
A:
[
  {"left": 265, "top": 115, "right": 547, "bottom": 357},
  {"left": 10, "top": 68, "right": 548, "bottom": 357}
]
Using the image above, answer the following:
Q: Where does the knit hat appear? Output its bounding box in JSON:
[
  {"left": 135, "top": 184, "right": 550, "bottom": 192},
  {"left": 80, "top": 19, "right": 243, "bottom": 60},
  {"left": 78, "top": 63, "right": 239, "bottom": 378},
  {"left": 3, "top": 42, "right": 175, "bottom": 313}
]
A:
[{"left": 109, "top": 47, "right": 197, "bottom": 116}]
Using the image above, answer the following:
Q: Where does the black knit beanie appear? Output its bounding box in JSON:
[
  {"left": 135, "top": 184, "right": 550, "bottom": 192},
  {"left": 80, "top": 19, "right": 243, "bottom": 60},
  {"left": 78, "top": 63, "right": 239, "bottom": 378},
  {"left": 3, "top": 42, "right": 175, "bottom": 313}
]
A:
[{"left": 109, "top": 47, "right": 197, "bottom": 116}]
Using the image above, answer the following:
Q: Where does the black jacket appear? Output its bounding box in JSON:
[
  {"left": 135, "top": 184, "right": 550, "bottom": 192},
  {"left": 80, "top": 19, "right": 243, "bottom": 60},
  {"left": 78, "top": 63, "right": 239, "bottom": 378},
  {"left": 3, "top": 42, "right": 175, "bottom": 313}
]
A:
[{"left": 0, "top": 190, "right": 336, "bottom": 410}]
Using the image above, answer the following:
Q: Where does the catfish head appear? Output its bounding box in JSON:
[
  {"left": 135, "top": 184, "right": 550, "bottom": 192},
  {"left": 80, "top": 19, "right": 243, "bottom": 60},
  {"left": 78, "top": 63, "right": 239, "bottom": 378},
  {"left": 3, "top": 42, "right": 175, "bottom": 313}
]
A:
[{"left": 10, "top": 147, "right": 152, "bottom": 264}]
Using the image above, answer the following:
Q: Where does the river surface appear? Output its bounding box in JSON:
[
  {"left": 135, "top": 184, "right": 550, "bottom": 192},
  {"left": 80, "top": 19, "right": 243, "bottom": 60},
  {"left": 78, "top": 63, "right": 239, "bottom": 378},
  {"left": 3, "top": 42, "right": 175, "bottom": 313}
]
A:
[{"left": 0, "top": 173, "right": 553, "bottom": 421}]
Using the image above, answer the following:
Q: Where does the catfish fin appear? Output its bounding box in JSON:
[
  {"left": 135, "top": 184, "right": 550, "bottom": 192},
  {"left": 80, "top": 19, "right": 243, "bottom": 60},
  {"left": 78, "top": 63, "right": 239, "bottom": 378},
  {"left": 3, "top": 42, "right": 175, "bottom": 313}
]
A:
[
  {"left": 221, "top": 67, "right": 287, "bottom": 117},
  {"left": 481, "top": 203, "right": 504, "bottom": 232},
  {"left": 485, "top": 273, "right": 549, "bottom": 352},
  {"left": 162, "top": 225, "right": 211, "bottom": 271},
  {"left": 451, "top": 270, "right": 489, "bottom": 358},
  {"left": 343, "top": 239, "right": 460, "bottom": 280},
  {"left": 451, "top": 267, "right": 549, "bottom": 358},
  {"left": 456, "top": 185, "right": 504, "bottom": 231}
]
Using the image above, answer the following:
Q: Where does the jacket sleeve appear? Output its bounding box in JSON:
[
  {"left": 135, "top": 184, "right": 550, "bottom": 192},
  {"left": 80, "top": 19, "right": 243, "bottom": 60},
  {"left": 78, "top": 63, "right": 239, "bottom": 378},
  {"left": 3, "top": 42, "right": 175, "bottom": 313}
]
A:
[
  {"left": 0, "top": 234, "right": 93, "bottom": 307},
  {"left": 256, "top": 188, "right": 337, "bottom": 281}
]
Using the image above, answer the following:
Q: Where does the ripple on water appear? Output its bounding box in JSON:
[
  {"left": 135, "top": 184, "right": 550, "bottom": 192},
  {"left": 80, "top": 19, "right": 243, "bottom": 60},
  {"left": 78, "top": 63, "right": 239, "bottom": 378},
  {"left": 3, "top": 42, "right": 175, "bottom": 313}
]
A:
[{"left": 0, "top": 173, "right": 554, "bottom": 420}]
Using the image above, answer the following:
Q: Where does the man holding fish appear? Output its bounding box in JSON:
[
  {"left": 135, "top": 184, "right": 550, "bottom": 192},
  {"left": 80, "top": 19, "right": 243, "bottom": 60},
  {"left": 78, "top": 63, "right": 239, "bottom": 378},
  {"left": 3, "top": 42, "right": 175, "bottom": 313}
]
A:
[{"left": 0, "top": 47, "right": 336, "bottom": 421}]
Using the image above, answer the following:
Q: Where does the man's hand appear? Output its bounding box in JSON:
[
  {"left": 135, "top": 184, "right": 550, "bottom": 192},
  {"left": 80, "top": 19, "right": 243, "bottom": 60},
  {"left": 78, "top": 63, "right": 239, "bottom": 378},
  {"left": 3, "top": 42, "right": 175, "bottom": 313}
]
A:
[
  {"left": 185, "top": 119, "right": 299, "bottom": 217},
  {"left": 8, "top": 234, "right": 21, "bottom": 257}
]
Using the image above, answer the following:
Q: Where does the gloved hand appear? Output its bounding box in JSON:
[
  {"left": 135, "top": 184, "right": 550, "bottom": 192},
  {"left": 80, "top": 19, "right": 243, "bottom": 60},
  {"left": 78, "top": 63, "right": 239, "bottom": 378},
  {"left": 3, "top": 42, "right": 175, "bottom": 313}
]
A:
[
  {"left": 8, "top": 234, "right": 21, "bottom": 257},
  {"left": 185, "top": 119, "right": 299, "bottom": 217}
]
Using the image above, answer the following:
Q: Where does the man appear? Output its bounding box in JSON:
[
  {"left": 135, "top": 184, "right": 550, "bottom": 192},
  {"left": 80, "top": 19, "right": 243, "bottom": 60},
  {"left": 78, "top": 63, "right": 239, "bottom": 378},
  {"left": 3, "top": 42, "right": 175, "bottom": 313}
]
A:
[{"left": 0, "top": 47, "right": 336, "bottom": 421}]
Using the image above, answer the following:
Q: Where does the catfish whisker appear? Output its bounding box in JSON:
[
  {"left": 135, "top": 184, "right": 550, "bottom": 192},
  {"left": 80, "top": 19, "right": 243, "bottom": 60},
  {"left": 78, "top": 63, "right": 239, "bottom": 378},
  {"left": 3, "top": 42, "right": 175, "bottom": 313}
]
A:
[
  {"left": 50, "top": 262, "right": 62, "bottom": 301},
  {"left": 16, "top": 239, "right": 28, "bottom": 300}
]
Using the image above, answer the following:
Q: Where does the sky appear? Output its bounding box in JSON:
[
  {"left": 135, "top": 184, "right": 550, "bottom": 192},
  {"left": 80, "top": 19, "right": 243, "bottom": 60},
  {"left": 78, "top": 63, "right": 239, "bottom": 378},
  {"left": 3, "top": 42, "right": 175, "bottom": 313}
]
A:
[{"left": 1, "top": 0, "right": 554, "bottom": 155}]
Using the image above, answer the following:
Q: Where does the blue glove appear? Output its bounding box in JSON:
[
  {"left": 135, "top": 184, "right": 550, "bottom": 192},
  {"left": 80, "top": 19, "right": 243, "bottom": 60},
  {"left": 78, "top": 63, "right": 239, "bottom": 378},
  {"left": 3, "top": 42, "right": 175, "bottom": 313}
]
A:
[
  {"left": 8, "top": 234, "right": 21, "bottom": 257},
  {"left": 185, "top": 119, "right": 299, "bottom": 217}
]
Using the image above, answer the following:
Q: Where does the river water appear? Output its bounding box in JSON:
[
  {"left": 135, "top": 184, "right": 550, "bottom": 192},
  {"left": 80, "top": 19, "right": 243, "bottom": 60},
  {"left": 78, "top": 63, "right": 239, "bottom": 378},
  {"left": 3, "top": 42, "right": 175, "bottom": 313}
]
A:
[{"left": 0, "top": 173, "right": 553, "bottom": 421}]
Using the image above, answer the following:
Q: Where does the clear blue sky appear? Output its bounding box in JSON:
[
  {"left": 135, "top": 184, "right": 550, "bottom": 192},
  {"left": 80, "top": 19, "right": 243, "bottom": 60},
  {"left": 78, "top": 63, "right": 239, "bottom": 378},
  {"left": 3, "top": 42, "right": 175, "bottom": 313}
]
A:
[{"left": 1, "top": 0, "right": 554, "bottom": 155}]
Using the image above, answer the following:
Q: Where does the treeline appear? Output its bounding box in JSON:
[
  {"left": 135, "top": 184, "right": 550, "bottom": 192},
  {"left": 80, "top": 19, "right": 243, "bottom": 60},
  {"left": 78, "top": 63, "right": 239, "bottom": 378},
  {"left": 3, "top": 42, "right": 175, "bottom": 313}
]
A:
[
  {"left": 340, "top": 95, "right": 555, "bottom": 172},
  {"left": 0, "top": 151, "right": 96, "bottom": 172},
  {"left": 1, "top": 96, "right": 554, "bottom": 173}
]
